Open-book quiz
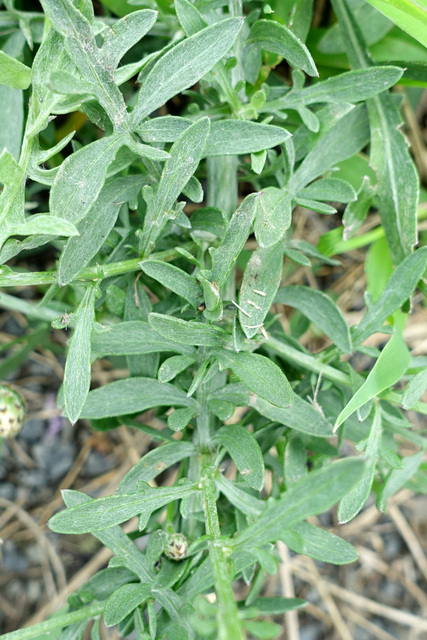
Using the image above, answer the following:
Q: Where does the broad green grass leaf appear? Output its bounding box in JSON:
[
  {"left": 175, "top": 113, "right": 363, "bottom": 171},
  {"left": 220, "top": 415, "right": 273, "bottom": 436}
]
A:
[
  {"left": 216, "top": 350, "right": 293, "bottom": 409},
  {"left": 254, "top": 188, "right": 292, "bottom": 248},
  {"left": 0, "top": 50, "right": 31, "bottom": 89},
  {"left": 298, "top": 178, "right": 357, "bottom": 203},
  {"left": 119, "top": 442, "right": 196, "bottom": 493},
  {"left": 140, "top": 260, "right": 202, "bottom": 308},
  {"left": 50, "top": 135, "right": 124, "bottom": 224},
  {"left": 283, "top": 521, "right": 358, "bottom": 564},
  {"left": 353, "top": 246, "right": 427, "bottom": 343},
  {"left": 80, "top": 377, "right": 197, "bottom": 419},
  {"left": 58, "top": 176, "right": 146, "bottom": 286},
  {"left": 364, "top": 0, "right": 427, "bottom": 49},
  {"left": 210, "top": 193, "right": 258, "bottom": 288},
  {"left": 231, "top": 458, "right": 364, "bottom": 550},
  {"left": 49, "top": 482, "right": 199, "bottom": 533},
  {"left": 291, "top": 105, "right": 370, "bottom": 191},
  {"left": 213, "top": 425, "right": 265, "bottom": 491},
  {"left": 334, "top": 331, "right": 411, "bottom": 430},
  {"left": 239, "top": 243, "right": 284, "bottom": 338},
  {"left": 139, "top": 118, "right": 210, "bottom": 257},
  {"left": 158, "top": 355, "right": 196, "bottom": 382},
  {"left": 331, "top": 0, "right": 418, "bottom": 263},
  {"left": 402, "top": 368, "right": 427, "bottom": 409},
  {"left": 130, "top": 18, "right": 243, "bottom": 125},
  {"left": 100, "top": 10, "right": 157, "bottom": 69},
  {"left": 149, "top": 313, "right": 230, "bottom": 346},
  {"left": 250, "top": 394, "right": 333, "bottom": 437},
  {"left": 104, "top": 584, "right": 152, "bottom": 627},
  {"left": 92, "top": 321, "right": 195, "bottom": 356},
  {"left": 248, "top": 19, "right": 318, "bottom": 77},
  {"left": 275, "top": 286, "right": 352, "bottom": 353},
  {"left": 64, "top": 284, "right": 97, "bottom": 424},
  {"left": 377, "top": 450, "right": 423, "bottom": 511}
]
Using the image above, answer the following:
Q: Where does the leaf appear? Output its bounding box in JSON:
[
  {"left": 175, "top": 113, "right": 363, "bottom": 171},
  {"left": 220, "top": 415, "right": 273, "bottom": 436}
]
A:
[
  {"left": 64, "top": 284, "right": 97, "bottom": 424},
  {"left": 92, "top": 321, "right": 194, "bottom": 356},
  {"left": 294, "top": 198, "right": 337, "bottom": 215},
  {"left": 254, "top": 188, "right": 292, "bottom": 249},
  {"left": 80, "top": 377, "right": 197, "bottom": 419},
  {"left": 130, "top": 18, "right": 243, "bottom": 125},
  {"left": 149, "top": 313, "right": 230, "bottom": 346},
  {"left": 402, "top": 368, "right": 427, "bottom": 410},
  {"left": 334, "top": 330, "right": 411, "bottom": 430},
  {"left": 275, "top": 286, "right": 352, "bottom": 353},
  {"left": 364, "top": 0, "right": 427, "bottom": 49},
  {"left": 215, "top": 350, "right": 293, "bottom": 409},
  {"left": 0, "top": 149, "right": 26, "bottom": 249},
  {"left": 353, "top": 246, "right": 427, "bottom": 343},
  {"left": 282, "top": 521, "right": 358, "bottom": 564},
  {"left": 343, "top": 176, "right": 375, "bottom": 239},
  {"left": 250, "top": 394, "right": 333, "bottom": 437},
  {"left": 175, "top": 0, "right": 207, "bottom": 35},
  {"left": 239, "top": 243, "right": 284, "bottom": 338},
  {"left": 215, "top": 475, "right": 265, "bottom": 518},
  {"left": 213, "top": 425, "right": 265, "bottom": 491},
  {"left": 251, "top": 597, "right": 306, "bottom": 615},
  {"left": 50, "top": 135, "right": 124, "bottom": 224},
  {"left": 13, "top": 215, "right": 79, "bottom": 238},
  {"left": 0, "top": 68, "right": 23, "bottom": 161},
  {"left": 140, "top": 260, "right": 202, "bottom": 308},
  {"left": 49, "top": 482, "right": 199, "bottom": 533},
  {"left": 298, "top": 178, "right": 357, "bottom": 203},
  {"left": 104, "top": 584, "right": 152, "bottom": 627},
  {"left": 0, "top": 50, "right": 31, "bottom": 89},
  {"left": 231, "top": 458, "right": 364, "bottom": 550},
  {"left": 168, "top": 406, "right": 197, "bottom": 431},
  {"left": 291, "top": 105, "right": 370, "bottom": 191},
  {"left": 248, "top": 19, "right": 318, "bottom": 77},
  {"left": 158, "top": 355, "right": 195, "bottom": 383},
  {"left": 205, "top": 121, "right": 290, "bottom": 157},
  {"left": 100, "top": 10, "right": 157, "bottom": 70},
  {"left": 210, "top": 193, "right": 258, "bottom": 288},
  {"left": 377, "top": 451, "right": 423, "bottom": 511},
  {"left": 139, "top": 118, "right": 211, "bottom": 257},
  {"left": 119, "top": 441, "right": 195, "bottom": 494}
]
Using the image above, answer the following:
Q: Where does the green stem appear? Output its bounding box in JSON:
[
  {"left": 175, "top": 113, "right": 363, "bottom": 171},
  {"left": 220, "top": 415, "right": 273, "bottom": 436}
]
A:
[
  {"left": 0, "top": 602, "right": 104, "bottom": 640},
  {"left": 202, "top": 471, "right": 245, "bottom": 640}
]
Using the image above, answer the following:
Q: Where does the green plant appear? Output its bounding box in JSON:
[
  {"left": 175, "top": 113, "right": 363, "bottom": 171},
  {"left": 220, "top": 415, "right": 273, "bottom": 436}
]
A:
[{"left": 0, "top": 0, "right": 426, "bottom": 638}]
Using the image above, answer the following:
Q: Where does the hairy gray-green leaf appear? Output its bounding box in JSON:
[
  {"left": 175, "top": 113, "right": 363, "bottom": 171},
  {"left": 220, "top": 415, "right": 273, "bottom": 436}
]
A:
[
  {"left": 343, "top": 176, "right": 375, "bottom": 239},
  {"left": 0, "top": 50, "right": 31, "bottom": 90},
  {"left": 104, "top": 584, "right": 152, "bottom": 627},
  {"left": 149, "top": 313, "right": 230, "bottom": 346},
  {"left": 254, "top": 188, "right": 292, "bottom": 249},
  {"left": 100, "top": 10, "right": 157, "bottom": 70},
  {"left": 140, "top": 260, "right": 202, "bottom": 308},
  {"left": 92, "top": 321, "right": 195, "bottom": 357},
  {"left": 216, "top": 350, "right": 293, "bottom": 409},
  {"left": 215, "top": 475, "right": 265, "bottom": 518},
  {"left": 49, "top": 482, "right": 199, "bottom": 533},
  {"left": 210, "top": 193, "right": 258, "bottom": 288},
  {"left": 282, "top": 521, "right": 358, "bottom": 564},
  {"left": 248, "top": 19, "right": 317, "bottom": 77},
  {"left": 239, "top": 243, "right": 284, "bottom": 338},
  {"left": 275, "top": 286, "right": 352, "bottom": 353},
  {"left": 402, "top": 368, "right": 427, "bottom": 410},
  {"left": 64, "top": 284, "right": 97, "bottom": 424},
  {"left": 80, "top": 377, "right": 197, "bottom": 419},
  {"left": 298, "top": 178, "right": 357, "bottom": 204},
  {"left": 213, "top": 425, "right": 265, "bottom": 491},
  {"left": 131, "top": 18, "right": 243, "bottom": 125},
  {"left": 231, "top": 458, "right": 364, "bottom": 550},
  {"left": 250, "top": 393, "right": 332, "bottom": 437},
  {"left": 158, "top": 355, "right": 196, "bottom": 383}
]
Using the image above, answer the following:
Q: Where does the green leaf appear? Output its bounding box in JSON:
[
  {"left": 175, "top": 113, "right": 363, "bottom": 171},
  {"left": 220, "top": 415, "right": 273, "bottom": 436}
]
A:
[
  {"left": 149, "top": 313, "right": 230, "bottom": 346},
  {"left": 175, "top": 0, "right": 207, "bottom": 35},
  {"left": 100, "top": 10, "right": 157, "bottom": 69},
  {"left": 298, "top": 178, "right": 357, "bottom": 203},
  {"left": 213, "top": 425, "right": 265, "bottom": 491},
  {"left": 140, "top": 260, "right": 202, "bottom": 308},
  {"left": 80, "top": 377, "right": 197, "bottom": 419},
  {"left": 251, "top": 597, "right": 306, "bottom": 614},
  {"left": 282, "top": 521, "right": 358, "bottom": 564},
  {"left": 119, "top": 441, "right": 195, "bottom": 493},
  {"left": 168, "top": 406, "right": 197, "bottom": 431},
  {"left": 248, "top": 19, "right": 318, "bottom": 77},
  {"left": 50, "top": 135, "right": 124, "bottom": 224},
  {"left": 49, "top": 482, "right": 199, "bottom": 533},
  {"left": 343, "top": 176, "right": 375, "bottom": 239},
  {"left": 130, "top": 18, "right": 243, "bottom": 125},
  {"left": 231, "top": 458, "right": 364, "bottom": 550},
  {"left": 402, "top": 368, "right": 427, "bottom": 410},
  {"left": 139, "top": 117, "right": 211, "bottom": 257},
  {"left": 0, "top": 41, "right": 23, "bottom": 161},
  {"left": 215, "top": 350, "right": 293, "bottom": 409},
  {"left": 377, "top": 451, "right": 423, "bottom": 511},
  {"left": 353, "top": 246, "right": 427, "bottom": 343},
  {"left": 210, "top": 193, "right": 258, "bottom": 288},
  {"left": 275, "top": 286, "right": 352, "bottom": 353},
  {"left": 250, "top": 394, "right": 333, "bottom": 437},
  {"left": 158, "top": 355, "right": 196, "bottom": 383},
  {"left": 205, "top": 121, "right": 290, "bottom": 157},
  {"left": 284, "top": 435, "right": 307, "bottom": 487},
  {"left": 0, "top": 50, "right": 31, "bottom": 90},
  {"left": 254, "top": 188, "right": 292, "bottom": 249},
  {"left": 239, "top": 243, "right": 284, "bottom": 339},
  {"left": 104, "top": 583, "right": 152, "bottom": 627},
  {"left": 215, "top": 475, "right": 265, "bottom": 518},
  {"left": 364, "top": 0, "right": 427, "bottom": 49},
  {"left": 92, "top": 321, "right": 194, "bottom": 356},
  {"left": 64, "top": 284, "right": 97, "bottom": 425},
  {"left": 294, "top": 198, "right": 337, "bottom": 215},
  {"left": 334, "top": 330, "right": 411, "bottom": 430},
  {"left": 12, "top": 215, "right": 79, "bottom": 238},
  {"left": 241, "top": 620, "right": 282, "bottom": 639}
]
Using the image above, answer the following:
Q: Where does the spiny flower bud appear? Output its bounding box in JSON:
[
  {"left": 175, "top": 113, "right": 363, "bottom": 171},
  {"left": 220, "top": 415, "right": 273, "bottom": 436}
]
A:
[
  {"left": 164, "top": 532, "right": 189, "bottom": 561},
  {"left": 0, "top": 385, "right": 26, "bottom": 438}
]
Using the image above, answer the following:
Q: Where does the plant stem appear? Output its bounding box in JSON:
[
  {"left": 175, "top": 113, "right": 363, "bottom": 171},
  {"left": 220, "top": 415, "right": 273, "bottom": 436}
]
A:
[{"left": 202, "top": 470, "right": 245, "bottom": 640}]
